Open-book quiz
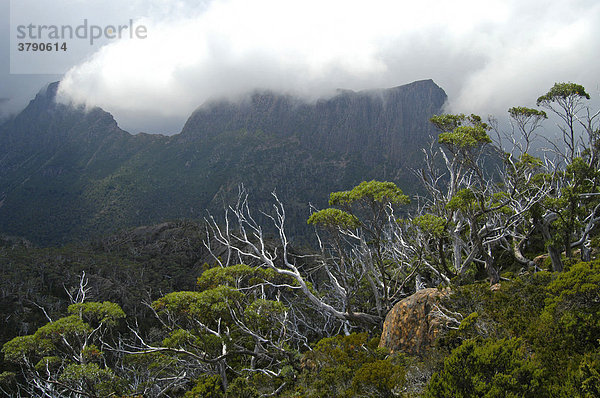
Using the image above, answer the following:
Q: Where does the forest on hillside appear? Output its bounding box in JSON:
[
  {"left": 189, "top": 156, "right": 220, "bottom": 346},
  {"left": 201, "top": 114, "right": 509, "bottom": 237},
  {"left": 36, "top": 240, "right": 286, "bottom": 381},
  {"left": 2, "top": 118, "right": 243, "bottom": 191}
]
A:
[{"left": 1, "top": 82, "right": 599, "bottom": 397}]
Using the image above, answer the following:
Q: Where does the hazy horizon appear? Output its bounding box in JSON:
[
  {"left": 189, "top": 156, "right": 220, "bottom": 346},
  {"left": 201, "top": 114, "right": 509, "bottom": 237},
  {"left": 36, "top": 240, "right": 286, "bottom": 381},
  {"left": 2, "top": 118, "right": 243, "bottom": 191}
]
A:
[{"left": 2, "top": 0, "right": 599, "bottom": 134}]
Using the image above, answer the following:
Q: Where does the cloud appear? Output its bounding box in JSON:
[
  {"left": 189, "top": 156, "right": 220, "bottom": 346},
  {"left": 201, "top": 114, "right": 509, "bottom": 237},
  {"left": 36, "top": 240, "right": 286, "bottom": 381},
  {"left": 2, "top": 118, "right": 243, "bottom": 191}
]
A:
[
  {"left": 0, "top": 0, "right": 59, "bottom": 119},
  {"left": 53, "top": 0, "right": 600, "bottom": 134}
]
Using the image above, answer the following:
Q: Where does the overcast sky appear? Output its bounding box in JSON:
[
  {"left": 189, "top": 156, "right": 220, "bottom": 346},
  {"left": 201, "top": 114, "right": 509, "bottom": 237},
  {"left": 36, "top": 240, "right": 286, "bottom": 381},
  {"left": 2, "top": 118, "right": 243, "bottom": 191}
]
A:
[{"left": 1, "top": 0, "right": 599, "bottom": 134}]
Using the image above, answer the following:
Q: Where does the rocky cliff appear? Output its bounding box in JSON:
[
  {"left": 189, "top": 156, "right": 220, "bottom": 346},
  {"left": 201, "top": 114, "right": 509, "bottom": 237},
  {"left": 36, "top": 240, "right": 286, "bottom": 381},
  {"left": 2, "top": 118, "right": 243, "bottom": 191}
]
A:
[
  {"left": 181, "top": 79, "right": 446, "bottom": 167},
  {"left": 0, "top": 80, "right": 447, "bottom": 245}
]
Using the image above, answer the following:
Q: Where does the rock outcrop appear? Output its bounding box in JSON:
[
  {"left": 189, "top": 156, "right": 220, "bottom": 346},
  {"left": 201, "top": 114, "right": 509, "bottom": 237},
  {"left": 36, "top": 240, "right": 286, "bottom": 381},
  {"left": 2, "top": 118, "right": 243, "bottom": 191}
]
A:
[
  {"left": 181, "top": 79, "right": 447, "bottom": 168},
  {"left": 379, "top": 288, "right": 451, "bottom": 355}
]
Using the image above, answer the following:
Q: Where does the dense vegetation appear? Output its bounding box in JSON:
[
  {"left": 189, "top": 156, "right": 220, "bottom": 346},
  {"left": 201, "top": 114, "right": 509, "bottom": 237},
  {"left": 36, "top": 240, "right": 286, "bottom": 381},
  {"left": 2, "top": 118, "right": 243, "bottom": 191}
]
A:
[{"left": 1, "top": 82, "right": 599, "bottom": 396}]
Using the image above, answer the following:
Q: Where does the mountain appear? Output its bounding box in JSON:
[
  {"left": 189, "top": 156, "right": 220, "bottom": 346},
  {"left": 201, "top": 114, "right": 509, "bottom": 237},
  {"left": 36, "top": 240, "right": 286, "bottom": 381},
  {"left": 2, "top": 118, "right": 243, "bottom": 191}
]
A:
[
  {"left": 180, "top": 79, "right": 446, "bottom": 168},
  {"left": 0, "top": 80, "right": 447, "bottom": 245}
]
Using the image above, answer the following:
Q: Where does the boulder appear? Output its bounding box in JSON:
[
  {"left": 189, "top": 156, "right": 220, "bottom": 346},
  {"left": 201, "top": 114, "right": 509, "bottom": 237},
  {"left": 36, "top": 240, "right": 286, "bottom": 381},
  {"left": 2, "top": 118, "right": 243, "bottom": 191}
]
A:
[
  {"left": 533, "top": 254, "right": 549, "bottom": 268},
  {"left": 379, "top": 287, "right": 451, "bottom": 355}
]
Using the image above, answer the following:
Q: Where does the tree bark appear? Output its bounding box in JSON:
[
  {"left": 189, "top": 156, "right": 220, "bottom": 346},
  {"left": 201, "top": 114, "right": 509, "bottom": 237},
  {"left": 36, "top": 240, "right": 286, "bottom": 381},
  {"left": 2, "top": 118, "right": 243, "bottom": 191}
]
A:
[
  {"left": 548, "top": 245, "right": 563, "bottom": 272},
  {"left": 536, "top": 217, "right": 564, "bottom": 272},
  {"left": 483, "top": 245, "right": 500, "bottom": 285}
]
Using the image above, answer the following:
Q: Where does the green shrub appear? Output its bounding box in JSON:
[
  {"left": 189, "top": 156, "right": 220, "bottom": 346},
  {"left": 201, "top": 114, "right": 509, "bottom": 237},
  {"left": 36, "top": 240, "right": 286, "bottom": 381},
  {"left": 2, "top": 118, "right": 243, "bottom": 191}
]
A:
[
  {"left": 185, "top": 374, "right": 223, "bottom": 398},
  {"left": 424, "top": 338, "right": 544, "bottom": 398},
  {"left": 297, "top": 333, "right": 409, "bottom": 397}
]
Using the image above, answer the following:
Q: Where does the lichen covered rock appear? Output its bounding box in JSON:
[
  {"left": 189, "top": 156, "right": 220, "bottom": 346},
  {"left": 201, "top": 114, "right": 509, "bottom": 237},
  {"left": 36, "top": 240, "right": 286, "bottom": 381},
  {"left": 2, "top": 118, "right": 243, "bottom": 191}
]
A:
[{"left": 379, "top": 287, "right": 451, "bottom": 355}]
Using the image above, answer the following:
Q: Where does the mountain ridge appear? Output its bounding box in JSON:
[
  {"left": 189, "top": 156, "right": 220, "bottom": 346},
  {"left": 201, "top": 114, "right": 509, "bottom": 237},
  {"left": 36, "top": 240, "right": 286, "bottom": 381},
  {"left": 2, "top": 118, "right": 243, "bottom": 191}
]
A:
[
  {"left": 0, "top": 80, "right": 447, "bottom": 245},
  {"left": 180, "top": 79, "right": 446, "bottom": 167}
]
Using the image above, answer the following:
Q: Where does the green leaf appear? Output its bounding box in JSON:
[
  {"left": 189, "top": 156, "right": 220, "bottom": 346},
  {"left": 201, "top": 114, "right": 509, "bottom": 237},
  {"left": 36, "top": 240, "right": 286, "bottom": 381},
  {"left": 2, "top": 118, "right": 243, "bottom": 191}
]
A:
[
  {"left": 413, "top": 213, "right": 447, "bottom": 238},
  {"left": 329, "top": 180, "right": 409, "bottom": 207},
  {"left": 446, "top": 188, "right": 478, "bottom": 212},
  {"left": 537, "top": 82, "right": 590, "bottom": 105},
  {"left": 438, "top": 125, "right": 491, "bottom": 150},
  {"left": 34, "top": 315, "right": 93, "bottom": 342},
  {"left": 508, "top": 106, "right": 547, "bottom": 119},
  {"left": 2, "top": 335, "right": 53, "bottom": 364},
  {"left": 68, "top": 301, "right": 125, "bottom": 327},
  {"left": 307, "top": 208, "right": 360, "bottom": 229}
]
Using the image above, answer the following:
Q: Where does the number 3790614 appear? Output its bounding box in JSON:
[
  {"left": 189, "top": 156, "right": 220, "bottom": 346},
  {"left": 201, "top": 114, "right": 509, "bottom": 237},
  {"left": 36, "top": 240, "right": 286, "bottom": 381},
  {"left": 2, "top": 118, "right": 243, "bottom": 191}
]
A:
[{"left": 17, "top": 42, "right": 67, "bottom": 51}]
